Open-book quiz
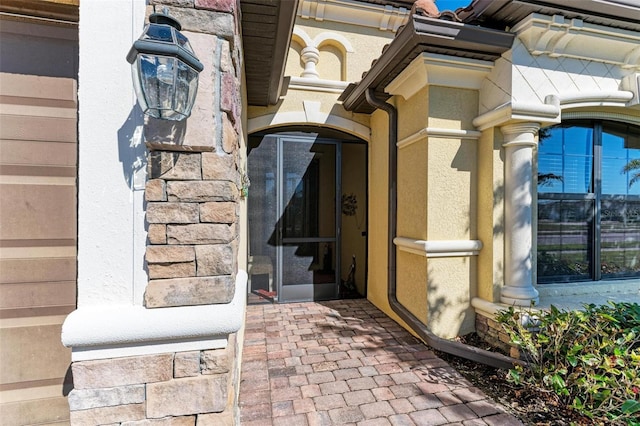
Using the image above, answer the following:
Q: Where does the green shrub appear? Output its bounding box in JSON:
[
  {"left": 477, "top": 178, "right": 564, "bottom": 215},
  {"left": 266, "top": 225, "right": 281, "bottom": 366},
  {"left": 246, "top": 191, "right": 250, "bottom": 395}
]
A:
[{"left": 496, "top": 302, "right": 640, "bottom": 425}]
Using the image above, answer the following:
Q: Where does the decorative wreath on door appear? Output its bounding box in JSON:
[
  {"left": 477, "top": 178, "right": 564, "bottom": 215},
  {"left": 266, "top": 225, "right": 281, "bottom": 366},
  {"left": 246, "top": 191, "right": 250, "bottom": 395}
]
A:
[{"left": 341, "top": 193, "right": 357, "bottom": 216}]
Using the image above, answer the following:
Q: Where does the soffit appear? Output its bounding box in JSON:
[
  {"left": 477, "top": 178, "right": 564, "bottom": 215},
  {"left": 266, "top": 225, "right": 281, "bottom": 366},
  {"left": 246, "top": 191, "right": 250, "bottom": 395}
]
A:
[{"left": 241, "top": 0, "right": 299, "bottom": 106}]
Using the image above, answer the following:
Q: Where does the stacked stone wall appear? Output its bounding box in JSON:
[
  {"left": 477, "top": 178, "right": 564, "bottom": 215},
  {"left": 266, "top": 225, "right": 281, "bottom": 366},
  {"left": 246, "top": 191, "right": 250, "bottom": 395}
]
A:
[
  {"left": 475, "top": 313, "right": 520, "bottom": 359},
  {"left": 68, "top": 335, "right": 239, "bottom": 425},
  {"left": 145, "top": 151, "right": 240, "bottom": 308},
  {"left": 68, "top": 0, "right": 245, "bottom": 423}
]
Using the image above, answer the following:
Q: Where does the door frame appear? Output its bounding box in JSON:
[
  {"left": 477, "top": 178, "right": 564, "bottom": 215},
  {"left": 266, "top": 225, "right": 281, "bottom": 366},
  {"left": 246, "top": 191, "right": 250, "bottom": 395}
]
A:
[{"left": 276, "top": 135, "right": 341, "bottom": 302}]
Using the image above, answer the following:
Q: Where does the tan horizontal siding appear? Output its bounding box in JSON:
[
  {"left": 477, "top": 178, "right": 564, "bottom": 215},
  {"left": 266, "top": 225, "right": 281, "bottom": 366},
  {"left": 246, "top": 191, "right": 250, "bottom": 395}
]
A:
[
  {"left": 0, "top": 140, "right": 77, "bottom": 167},
  {"left": 0, "top": 184, "right": 76, "bottom": 240},
  {"left": 0, "top": 396, "right": 71, "bottom": 426},
  {"left": 0, "top": 30, "right": 77, "bottom": 425},
  {"left": 0, "top": 115, "right": 77, "bottom": 143}
]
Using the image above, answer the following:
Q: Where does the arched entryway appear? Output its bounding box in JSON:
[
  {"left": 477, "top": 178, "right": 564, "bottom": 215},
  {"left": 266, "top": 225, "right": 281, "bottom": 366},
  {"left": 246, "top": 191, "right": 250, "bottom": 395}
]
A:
[{"left": 247, "top": 127, "right": 367, "bottom": 303}]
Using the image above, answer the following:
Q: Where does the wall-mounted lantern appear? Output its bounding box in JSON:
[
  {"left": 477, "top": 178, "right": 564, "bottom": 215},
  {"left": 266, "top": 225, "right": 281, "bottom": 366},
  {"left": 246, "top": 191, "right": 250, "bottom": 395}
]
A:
[{"left": 126, "top": 9, "right": 204, "bottom": 121}]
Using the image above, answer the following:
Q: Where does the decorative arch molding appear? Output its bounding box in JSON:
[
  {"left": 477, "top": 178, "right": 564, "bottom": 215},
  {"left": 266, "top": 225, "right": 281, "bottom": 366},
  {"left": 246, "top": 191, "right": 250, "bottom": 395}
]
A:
[
  {"left": 561, "top": 110, "right": 640, "bottom": 127},
  {"left": 292, "top": 28, "right": 313, "bottom": 47},
  {"left": 314, "top": 32, "right": 354, "bottom": 53},
  {"left": 292, "top": 28, "right": 354, "bottom": 53},
  {"left": 247, "top": 110, "right": 370, "bottom": 142}
]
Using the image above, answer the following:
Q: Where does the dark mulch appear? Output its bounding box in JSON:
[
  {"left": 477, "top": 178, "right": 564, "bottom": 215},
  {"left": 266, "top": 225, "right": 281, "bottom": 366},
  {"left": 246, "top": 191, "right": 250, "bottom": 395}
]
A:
[{"left": 436, "top": 334, "right": 594, "bottom": 426}]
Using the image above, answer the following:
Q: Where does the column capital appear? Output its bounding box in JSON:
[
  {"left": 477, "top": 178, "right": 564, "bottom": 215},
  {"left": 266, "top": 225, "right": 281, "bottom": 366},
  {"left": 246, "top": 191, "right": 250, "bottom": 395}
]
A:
[{"left": 501, "top": 122, "right": 541, "bottom": 147}]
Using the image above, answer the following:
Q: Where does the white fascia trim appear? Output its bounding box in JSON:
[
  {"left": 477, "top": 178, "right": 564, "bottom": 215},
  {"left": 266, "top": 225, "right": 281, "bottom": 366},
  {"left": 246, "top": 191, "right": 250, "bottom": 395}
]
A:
[
  {"left": 298, "top": 0, "right": 409, "bottom": 32},
  {"left": 248, "top": 111, "right": 370, "bottom": 141},
  {"left": 386, "top": 53, "right": 494, "bottom": 100},
  {"left": 397, "top": 127, "right": 482, "bottom": 149},
  {"left": 513, "top": 13, "right": 640, "bottom": 70},
  {"left": 289, "top": 77, "right": 349, "bottom": 94},
  {"left": 394, "top": 237, "right": 483, "bottom": 258},
  {"left": 61, "top": 270, "right": 247, "bottom": 360}
]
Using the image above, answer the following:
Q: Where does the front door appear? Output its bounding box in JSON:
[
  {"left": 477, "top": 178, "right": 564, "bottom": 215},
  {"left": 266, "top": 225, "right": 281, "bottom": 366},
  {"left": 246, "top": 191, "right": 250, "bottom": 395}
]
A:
[{"left": 248, "top": 134, "right": 340, "bottom": 302}]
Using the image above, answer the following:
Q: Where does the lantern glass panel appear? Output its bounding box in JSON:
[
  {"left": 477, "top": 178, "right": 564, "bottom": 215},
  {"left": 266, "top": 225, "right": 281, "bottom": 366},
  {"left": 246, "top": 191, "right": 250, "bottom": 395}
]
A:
[
  {"left": 127, "top": 13, "right": 202, "bottom": 121},
  {"left": 175, "top": 31, "right": 194, "bottom": 53},
  {"left": 143, "top": 23, "right": 174, "bottom": 43}
]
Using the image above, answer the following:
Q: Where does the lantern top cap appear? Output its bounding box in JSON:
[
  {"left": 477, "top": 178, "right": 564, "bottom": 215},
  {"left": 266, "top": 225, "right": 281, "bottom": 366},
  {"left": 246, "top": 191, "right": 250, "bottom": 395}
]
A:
[
  {"left": 125, "top": 7, "right": 203, "bottom": 73},
  {"left": 149, "top": 8, "right": 181, "bottom": 31}
]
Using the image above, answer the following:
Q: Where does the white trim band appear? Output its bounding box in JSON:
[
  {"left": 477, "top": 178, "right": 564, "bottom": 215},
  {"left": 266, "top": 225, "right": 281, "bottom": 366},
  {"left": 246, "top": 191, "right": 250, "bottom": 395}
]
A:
[
  {"left": 397, "top": 127, "right": 482, "bottom": 149},
  {"left": 394, "top": 237, "right": 483, "bottom": 258},
  {"left": 289, "top": 77, "right": 350, "bottom": 94},
  {"left": 61, "top": 271, "right": 247, "bottom": 361}
]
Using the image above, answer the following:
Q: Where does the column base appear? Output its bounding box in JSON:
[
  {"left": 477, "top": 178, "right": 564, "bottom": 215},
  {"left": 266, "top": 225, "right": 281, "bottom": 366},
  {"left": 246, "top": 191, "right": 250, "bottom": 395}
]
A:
[{"left": 500, "top": 284, "right": 539, "bottom": 307}]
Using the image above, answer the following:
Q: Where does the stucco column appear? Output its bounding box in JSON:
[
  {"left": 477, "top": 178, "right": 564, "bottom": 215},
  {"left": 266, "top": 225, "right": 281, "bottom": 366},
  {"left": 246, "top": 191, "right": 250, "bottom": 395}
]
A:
[{"left": 501, "top": 123, "right": 540, "bottom": 306}]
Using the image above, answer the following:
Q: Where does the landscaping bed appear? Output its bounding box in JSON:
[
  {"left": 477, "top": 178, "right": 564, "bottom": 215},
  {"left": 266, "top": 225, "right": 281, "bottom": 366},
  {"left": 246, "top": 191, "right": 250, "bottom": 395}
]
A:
[{"left": 439, "top": 301, "right": 640, "bottom": 426}]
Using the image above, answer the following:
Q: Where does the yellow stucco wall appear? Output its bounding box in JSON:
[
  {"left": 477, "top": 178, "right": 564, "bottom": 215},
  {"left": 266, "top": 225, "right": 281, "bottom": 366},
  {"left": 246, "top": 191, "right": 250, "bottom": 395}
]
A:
[
  {"left": 289, "top": 20, "right": 397, "bottom": 83},
  {"left": 395, "top": 87, "right": 429, "bottom": 324},
  {"left": 368, "top": 85, "right": 482, "bottom": 338},
  {"left": 366, "top": 109, "right": 395, "bottom": 316},
  {"left": 477, "top": 127, "right": 505, "bottom": 302},
  {"left": 341, "top": 143, "right": 367, "bottom": 295},
  {"left": 245, "top": 15, "right": 495, "bottom": 338},
  {"left": 426, "top": 87, "right": 479, "bottom": 337},
  {"left": 246, "top": 17, "right": 398, "bottom": 306}
]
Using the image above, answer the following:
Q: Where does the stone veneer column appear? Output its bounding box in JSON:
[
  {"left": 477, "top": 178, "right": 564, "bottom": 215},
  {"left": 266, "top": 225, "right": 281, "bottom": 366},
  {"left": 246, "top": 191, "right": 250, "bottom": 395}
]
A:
[
  {"left": 500, "top": 122, "right": 540, "bottom": 306},
  {"left": 64, "top": 0, "right": 246, "bottom": 424},
  {"left": 144, "top": 151, "right": 239, "bottom": 308}
]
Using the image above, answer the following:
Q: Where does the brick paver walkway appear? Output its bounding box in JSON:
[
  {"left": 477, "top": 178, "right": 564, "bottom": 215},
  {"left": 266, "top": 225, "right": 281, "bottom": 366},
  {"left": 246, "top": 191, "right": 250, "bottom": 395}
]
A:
[{"left": 239, "top": 299, "right": 522, "bottom": 425}]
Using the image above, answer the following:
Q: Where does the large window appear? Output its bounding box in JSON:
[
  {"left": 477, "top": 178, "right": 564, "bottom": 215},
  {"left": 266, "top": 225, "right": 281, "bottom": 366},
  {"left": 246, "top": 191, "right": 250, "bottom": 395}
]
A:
[{"left": 537, "top": 120, "right": 640, "bottom": 283}]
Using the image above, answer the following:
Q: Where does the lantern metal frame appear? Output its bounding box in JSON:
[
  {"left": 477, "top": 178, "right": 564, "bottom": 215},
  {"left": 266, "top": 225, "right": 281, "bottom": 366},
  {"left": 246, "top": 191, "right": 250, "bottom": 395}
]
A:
[{"left": 126, "top": 9, "right": 204, "bottom": 121}]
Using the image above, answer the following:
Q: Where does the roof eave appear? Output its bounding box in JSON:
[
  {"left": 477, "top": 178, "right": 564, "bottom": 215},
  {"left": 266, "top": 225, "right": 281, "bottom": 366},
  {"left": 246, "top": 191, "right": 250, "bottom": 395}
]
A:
[
  {"left": 340, "top": 15, "right": 514, "bottom": 113},
  {"left": 241, "top": 0, "right": 299, "bottom": 107},
  {"left": 266, "top": 1, "right": 298, "bottom": 106}
]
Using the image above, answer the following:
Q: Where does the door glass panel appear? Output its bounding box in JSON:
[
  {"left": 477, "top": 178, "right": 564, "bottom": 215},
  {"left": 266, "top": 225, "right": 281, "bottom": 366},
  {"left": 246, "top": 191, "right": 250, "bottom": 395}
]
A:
[
  {"left": 247, "top": 136, "right": 278, "bottom": 296},
  {"left": 537, "top": 199, "right": 593, "bottom": 282},
  {"left": 281, "top": 140, "right": 337, "bottom": 292},
  {"left": 247, "top": 134, "right": 339, "bottom": 302},
  {"left": 282, "top": 241, "right": 336, "bottom": 286},
  {"left": 600, "top": 199, "right": 640, "bottom": 278},
  {"left": 281, "top": 141, "right": 336, "bottom": 239}
]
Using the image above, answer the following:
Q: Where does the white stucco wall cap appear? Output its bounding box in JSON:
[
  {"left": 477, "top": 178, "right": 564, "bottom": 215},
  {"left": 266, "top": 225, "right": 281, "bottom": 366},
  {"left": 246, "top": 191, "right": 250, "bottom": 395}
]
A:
[
  {"left": 61, "top": 270, "right": 247, "bottom": 349},
  {"left": 473, "top": 101, "right": 560, "bottom": 130},
  {"left": 394, "top": 237, "right": 483, "bottom": 258},
  {"left": 474, "top": 90, "right": 636, "bottom": 130}
]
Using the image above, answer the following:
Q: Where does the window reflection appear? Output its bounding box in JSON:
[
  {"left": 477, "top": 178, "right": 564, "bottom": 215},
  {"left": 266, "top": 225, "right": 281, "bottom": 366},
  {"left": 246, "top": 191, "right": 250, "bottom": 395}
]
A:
[
  {"left": 538, "top": 125, "right": 593, "bottom": 194},
  {"left": 537, "top": 200, "right": 592, "bottom": 282},
  {"left": 537, "top": 120, "right": 640, "bottom": 283}
]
